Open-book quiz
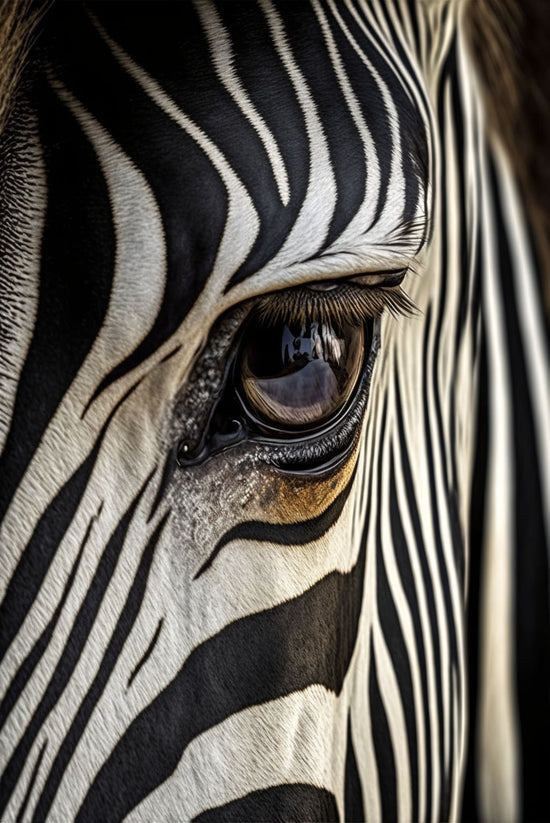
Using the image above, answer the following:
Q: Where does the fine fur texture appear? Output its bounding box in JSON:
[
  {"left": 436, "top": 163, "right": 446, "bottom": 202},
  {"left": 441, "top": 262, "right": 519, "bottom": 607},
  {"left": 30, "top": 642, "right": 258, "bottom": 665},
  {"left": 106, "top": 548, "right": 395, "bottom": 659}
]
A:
[
  {"left": 0, "top": 0, "right": 47, "bottom": 131},
  {"left": 2, "top": 0, "right": 547, "bottom": 313},
  {"left": 0, "top": 3, "right": 548, "bottom": 822}
]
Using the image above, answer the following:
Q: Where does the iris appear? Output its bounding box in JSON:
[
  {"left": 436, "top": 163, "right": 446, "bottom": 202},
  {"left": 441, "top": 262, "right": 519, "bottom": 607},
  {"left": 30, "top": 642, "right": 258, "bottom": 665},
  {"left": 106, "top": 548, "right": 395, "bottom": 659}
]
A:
[{"left": 240, "top": 315, "right": 365, "bottom": 430}]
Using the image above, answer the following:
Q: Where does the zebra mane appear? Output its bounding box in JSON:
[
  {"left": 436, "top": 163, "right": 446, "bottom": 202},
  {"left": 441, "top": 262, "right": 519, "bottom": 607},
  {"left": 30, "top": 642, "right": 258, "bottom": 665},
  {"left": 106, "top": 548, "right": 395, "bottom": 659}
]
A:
[{"left": 466, "top": 0, "right": 550, "bottom": 319}]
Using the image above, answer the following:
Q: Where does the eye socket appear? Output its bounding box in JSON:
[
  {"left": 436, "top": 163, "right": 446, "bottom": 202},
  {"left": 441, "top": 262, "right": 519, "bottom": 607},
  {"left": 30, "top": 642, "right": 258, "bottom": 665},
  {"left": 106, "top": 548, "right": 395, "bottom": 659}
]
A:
[{"left": 238, "top": 315, "right": 365, "bottom": 430}]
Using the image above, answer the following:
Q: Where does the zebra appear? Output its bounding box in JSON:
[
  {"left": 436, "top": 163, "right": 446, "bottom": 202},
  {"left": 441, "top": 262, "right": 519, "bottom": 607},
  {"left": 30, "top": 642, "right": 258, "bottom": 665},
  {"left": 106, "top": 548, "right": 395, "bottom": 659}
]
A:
[{"left": 0, "top": 0, "right": 548, "bottom": 821}]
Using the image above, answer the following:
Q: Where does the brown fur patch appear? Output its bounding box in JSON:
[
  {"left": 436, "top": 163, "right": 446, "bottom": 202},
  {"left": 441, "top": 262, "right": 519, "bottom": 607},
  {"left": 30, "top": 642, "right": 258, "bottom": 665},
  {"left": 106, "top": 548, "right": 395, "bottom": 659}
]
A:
[
  {"left": 466, "top": 0, "right": 550, "bottom": 319},
  {"left": 258, "top": 440, "right": 361, "bottom": 526}
]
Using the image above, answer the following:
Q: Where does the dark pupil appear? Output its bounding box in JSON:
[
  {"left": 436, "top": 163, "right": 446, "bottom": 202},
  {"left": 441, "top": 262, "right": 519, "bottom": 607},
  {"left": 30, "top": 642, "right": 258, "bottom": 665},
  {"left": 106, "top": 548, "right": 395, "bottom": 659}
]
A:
[{"left": 240, "top": 316, "right": 366, "bottom": 429}]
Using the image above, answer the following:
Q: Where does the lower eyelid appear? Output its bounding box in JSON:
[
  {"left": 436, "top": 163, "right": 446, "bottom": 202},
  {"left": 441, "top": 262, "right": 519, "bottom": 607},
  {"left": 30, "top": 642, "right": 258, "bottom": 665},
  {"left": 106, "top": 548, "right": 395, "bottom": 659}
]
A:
[{"left": 259, "top": 354, "right": 372, "bottom": 474}]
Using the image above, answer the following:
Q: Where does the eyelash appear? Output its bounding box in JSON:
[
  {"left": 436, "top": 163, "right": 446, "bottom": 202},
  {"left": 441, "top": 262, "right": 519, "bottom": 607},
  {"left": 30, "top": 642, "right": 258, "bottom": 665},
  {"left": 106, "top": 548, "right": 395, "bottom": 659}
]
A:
[{"left": 254, "top": 281, "right": 417, "bottom": 329}]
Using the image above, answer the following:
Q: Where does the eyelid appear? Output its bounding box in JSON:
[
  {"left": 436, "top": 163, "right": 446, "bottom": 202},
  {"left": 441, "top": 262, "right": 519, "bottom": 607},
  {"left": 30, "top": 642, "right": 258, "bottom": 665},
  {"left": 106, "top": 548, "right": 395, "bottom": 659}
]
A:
[
  {"left": 254, "top": 278, "right": 417, "bottom": 329},
  {"left": 349, "top": 268, "right": 408, "bottom": 287}
]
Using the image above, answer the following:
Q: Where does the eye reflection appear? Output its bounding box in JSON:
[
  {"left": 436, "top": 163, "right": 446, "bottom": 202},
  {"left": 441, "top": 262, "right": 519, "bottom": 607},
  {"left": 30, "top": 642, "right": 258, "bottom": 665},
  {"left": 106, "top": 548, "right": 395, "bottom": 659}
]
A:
[{"left": 239, "top": 316, "right": 365, "bottom": 429}]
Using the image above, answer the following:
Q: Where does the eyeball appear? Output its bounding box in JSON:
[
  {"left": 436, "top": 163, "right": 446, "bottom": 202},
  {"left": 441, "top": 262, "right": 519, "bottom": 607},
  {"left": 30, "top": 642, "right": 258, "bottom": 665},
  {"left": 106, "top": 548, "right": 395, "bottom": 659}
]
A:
[{"left": 239, "top": 315, "right": 365, "bottom": 430}]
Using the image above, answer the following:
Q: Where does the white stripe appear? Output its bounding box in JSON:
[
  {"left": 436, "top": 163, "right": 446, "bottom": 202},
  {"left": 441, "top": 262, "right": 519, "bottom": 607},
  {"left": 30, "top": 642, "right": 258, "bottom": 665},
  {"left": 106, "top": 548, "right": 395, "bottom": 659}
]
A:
[
  {"left": 89, "top": 10, "right": 260, "bottom": 292},
  {"left": 477, "top": 138, "right": 520, "bottom": 823},
  {"left": 253, "top": 0, "right": 337, "bottom": 267},
  {"left": 493, "top": 142, "right": 550, "bottom": 556},
  {"left": 329, "top": 0, "right": 407, "bottom": 237},
  {"left": 373, "top": 620, "right": 412, "bottom": 822},
  {"left": 194, "top": 1, "right": 291, "bottom": 206},
  {"left": 312, "top": 1, "right": 381, "bottom": 240}
]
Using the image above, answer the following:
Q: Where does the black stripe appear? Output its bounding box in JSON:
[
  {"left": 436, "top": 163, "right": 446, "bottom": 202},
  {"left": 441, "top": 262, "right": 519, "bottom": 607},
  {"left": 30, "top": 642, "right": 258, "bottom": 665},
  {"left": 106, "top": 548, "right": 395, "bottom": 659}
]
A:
[
  {"left": 449, "top": 51, "right": 470, "bottom": 366},
  {"left": 280, "top": 3, "right": 368, "bottom": 250},
  {"left": 437, "top": 40, "right": 468, "bottom": 537},
  {"left": 406, "top": 0, "right": 421, "bottom": 57},
  {"left": 376, "top": 509, "right": 419, "bottom": 823},
  {"left": 470, "top": 222, "right": 484, "bottom": 363},
  {"left": 447, "top": 47, "right": 472, "bottom": 590},
  {"left": 489, "top": 153, "right": 550, "bottom": 822},
  {"left": 421, "top": 304, "right": 457, "bottom": 820},
  {"left": 147, "top": 449, "right": 177, "bottom": 523},
  {"left": 0, "top": 379, "right": 141, "bottom": 666},
  {"left": 369, "top": 634, "right": 397, "bottom": 823},
  {"left": 433, "top": 62, "right": 452, "bottom": 495},
  {"left": 0, "top": 471, "right": 154, "bottom": 817},
  {"left": 0, "top": 504, "right": 101, "bottom": 732},
  {"left": 431, "top": 54, "right": 465, "bottom": 813},
  {"left": 14, "top": 739, "right": 47, "bottom": 823},
  {"left": 0, "top": 76, "right": 115, "bottom": 519},
  {"left": 127, "top": 616, "right": 164, "bottom": 689},
  {"left": 41, "top": 5, "right": 228, "bottom": 403},
  {"left": 195, "top": 466, "right": 356, "bottom": 578},
  {"left": 158, "top": 345, "right": 182, "bottom": 366},
  {"left": 193, "top": 784, "right": 340, "bottom": 823},
  {"left": 32, "top": 513, "right": 169, "bottom": 822},
  {"left": 461, "top": 323, "right": 487, "bottom": 823},
  {"left": 76, "top": 519, "right": 367, "bottom": 822},
  {"left": 445, "top": 659, "right": 457, "bottom": 822},
  {"left": 388, "top": 443, "right": 430, "bottom": 822},
  {"left": 344, "top": 714, "right": 365, "bottom": 823}
]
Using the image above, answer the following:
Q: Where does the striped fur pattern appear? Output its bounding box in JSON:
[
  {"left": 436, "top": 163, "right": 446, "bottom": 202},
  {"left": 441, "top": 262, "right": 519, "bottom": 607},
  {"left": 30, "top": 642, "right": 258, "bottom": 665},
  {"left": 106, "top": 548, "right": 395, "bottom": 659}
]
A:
[{"left": 0, "top": 2, "right": 548, "bottom": 821}]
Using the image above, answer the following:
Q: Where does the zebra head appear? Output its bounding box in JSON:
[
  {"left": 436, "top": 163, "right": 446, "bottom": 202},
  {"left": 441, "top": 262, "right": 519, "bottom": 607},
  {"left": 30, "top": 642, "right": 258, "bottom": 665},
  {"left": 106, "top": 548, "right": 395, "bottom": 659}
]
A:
[{"left": 1, "top": 2, "right": 548, "bottom": 822}]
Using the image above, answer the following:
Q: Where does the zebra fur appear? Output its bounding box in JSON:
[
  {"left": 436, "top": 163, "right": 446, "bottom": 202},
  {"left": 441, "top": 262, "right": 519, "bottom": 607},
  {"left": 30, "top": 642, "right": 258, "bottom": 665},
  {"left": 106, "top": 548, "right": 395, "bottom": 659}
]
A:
[{"left": 0, "top": 2, "right": 548, "bottom": 821}]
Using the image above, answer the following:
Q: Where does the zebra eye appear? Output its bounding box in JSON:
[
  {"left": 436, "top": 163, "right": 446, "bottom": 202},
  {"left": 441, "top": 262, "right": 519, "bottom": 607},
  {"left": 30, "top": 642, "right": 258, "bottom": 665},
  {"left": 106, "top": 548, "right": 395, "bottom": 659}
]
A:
[{"left": 238, "top": 315, "right": 365, "bottom": 430}]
